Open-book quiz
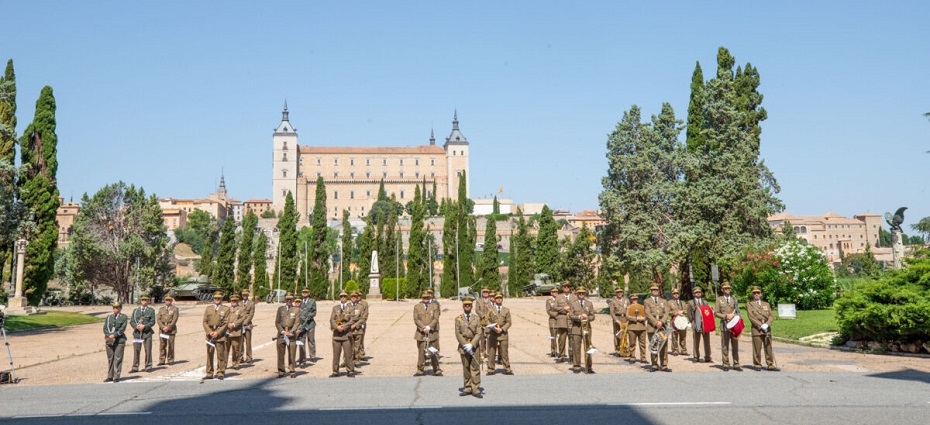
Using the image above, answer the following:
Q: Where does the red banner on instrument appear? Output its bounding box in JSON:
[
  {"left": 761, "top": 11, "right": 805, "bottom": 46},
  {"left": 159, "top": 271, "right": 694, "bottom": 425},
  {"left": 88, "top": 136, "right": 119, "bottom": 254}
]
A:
[{"left": 698, "top": 305, "right": 716, "bottom": 333}]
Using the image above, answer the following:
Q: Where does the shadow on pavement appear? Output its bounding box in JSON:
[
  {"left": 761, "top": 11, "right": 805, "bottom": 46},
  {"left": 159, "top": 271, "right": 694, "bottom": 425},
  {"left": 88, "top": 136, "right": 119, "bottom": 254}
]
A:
[{"left": 867, "top": 368, "right": 930, "bottom": 384}]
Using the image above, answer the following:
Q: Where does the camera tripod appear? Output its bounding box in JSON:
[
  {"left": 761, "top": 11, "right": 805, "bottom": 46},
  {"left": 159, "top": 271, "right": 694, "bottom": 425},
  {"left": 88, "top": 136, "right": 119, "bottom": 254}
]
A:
[{"left": 0, "top": 315, "right": 17, "bottom": 384}]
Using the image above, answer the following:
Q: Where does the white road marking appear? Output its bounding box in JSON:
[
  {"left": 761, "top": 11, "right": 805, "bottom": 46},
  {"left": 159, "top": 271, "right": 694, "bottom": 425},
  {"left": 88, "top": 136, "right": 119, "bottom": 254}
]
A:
[
  {"left": 610, "top": 402, "right": 731, "bottom": 407},
  {"left": 14, "top": 412, "right": 151, "bottom": 418},
  {"left": 319, "top": 406, "right": 443, "bottom": 411}
]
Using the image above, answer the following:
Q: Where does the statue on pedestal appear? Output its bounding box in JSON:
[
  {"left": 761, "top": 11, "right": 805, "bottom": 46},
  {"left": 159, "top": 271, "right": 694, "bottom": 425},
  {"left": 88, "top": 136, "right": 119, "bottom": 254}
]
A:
[
  {"left": 885, "top": 207, "right": 907, "bottom": 270},
  {"left": 367, "top": 251, "right": 382, "bottom": 300}
]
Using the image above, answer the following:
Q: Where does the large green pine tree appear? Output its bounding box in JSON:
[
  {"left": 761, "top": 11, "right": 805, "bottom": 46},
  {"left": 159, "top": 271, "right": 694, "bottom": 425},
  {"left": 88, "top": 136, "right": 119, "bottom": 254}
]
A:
[
  {"left": 19, "top": 86, "right": 60, "bottom": 304},
  {"left": 478, "top": 216, "right": 500, "bottom": 291},
  {"left": 236, "top": 212, "right": 258, "bottom": 290},
  {"left": 686, "top": 61, "right": 704, "bottom": 153},
  {"left": 406, "top": 185, "right": 427, "bottom": 296},
  {"left": 534, "top": 205, "right": 559, "bottom": 278},
  {"left": 560, "top": 224, "right": 597, "bottom": 290},
  {"left": 307, "top": 178, "right": 328, "bottom": 298},
  {"left": 213, "top": 217, "right": 238, "bottom": 292},
  {"left": 252, "top": 230, "right": 269, "bottom": 297}
]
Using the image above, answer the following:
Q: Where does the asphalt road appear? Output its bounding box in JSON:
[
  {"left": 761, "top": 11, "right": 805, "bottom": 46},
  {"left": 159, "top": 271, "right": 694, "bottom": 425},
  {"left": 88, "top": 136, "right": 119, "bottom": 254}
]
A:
[{"left": 1, "top": 370, "right": 928, "bottom": 424}]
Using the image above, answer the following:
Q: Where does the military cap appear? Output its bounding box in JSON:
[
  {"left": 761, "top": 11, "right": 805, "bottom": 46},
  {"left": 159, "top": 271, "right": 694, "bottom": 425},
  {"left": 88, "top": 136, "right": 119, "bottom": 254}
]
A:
[
  {"left": 164, "top": 295, "right": 174, "bottom": 301},
  {"left": 240, "top": 290, "right": 250, "bottom": 296},
  {"left": 140, "top": 295, "right": 150, "bottom": 301},
  {"left": 692, "top": 286, "right": 703, "bottom": 294},
  {"left": 575, "top": 287, "right": 586, "bottom": 294},
  {"left": 351, "top": 290, "right": 361, "bottom": 297},
  {"left": 615, "top": 287, "right": 624, "bottom": 293},
  {"left": 338, "top": 290, "right": 349, "bottom": 297},
  {"left": 630, "top": 293, "right": 639, "bottom": 299},
  {"left": 721, "top": 283, "right": 731, "bottom": 290},
  {"left": 649, "top": 285, "right": 660, "bottom": 291},
  {"left": 212, "top": 291, "right": 224, "bottom": 298},
  {"left": 751, "top": 286, "right": 762, "bottom": 294},
  {"left": 462, "top": 298, "right": 474, "bottom": 305},
  {"left": 111, "top": 301, "right": 122, "bottom": 308},
  {"left": 561, "top": 281, "right": 571, "bottom": 287},
  {"left": 426, "top": 289, "right": 435, "bottom": 295},
  {"left": 494, "top": 292, "right": 503, "bottom": 299},
  {"left": 229, "top": 295, "right": 240, "bottom": 301},
  {"left": 284, "top": 292, "right": 295, "bottom": 300},
  {"left": 550, "top": 286, "right": 559, "bottom": 293},
  {"left": 294, "top": 298, "right": 302, "bottom": 303},
  {"left": 421, "top": 290, "right": 431, "bottom": 298},
  {"left": 481, "top": 287, "right": 490, "bottom": 292},
  {"left": 672, "top": 288, "right": 680, "bottom": 295},
  {"left": 301, "top": 288, "right": 310, "bottom": 294}
]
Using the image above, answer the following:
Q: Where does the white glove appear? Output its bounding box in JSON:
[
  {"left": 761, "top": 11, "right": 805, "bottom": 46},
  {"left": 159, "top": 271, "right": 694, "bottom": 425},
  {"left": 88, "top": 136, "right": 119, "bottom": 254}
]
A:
[
  {"left": 464, "top": 343, "right": 473, "bottom": 353},
  {"left": 423, "top": 326, "right": 431, "bottom": 333},
  {"left": 761, "top": 324, "right": 769, "bottom": 331}
]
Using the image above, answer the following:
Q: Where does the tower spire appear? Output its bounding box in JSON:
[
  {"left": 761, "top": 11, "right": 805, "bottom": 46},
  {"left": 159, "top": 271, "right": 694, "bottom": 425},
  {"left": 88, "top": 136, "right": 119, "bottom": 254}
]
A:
[
  {"left": 452, "top": 109, "right": 459, "bottom": 130},
  {"left": 282, "top": 100, "right": 289, "bottom": 122},
  {"left": 430, "top": 128, "right": 435, "bottom": 145}
]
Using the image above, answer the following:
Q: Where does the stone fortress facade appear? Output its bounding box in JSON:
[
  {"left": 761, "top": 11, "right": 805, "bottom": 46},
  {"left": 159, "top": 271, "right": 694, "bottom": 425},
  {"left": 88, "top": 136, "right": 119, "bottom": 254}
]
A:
[{"left": 272, "top": 104, "right": 470, "bottom": 221}]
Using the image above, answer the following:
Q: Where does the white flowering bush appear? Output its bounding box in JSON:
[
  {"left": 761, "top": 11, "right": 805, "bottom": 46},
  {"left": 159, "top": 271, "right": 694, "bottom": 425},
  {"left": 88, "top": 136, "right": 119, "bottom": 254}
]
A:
[{"left": 727, "top": 241, "right": 836, "bottom": 309}]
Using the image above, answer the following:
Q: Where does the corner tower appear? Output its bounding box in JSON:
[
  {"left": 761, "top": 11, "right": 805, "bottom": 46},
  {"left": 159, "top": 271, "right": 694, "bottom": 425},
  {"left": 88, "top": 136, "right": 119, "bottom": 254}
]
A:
[
  {"left": 443, "top": 110, "right": 470, "bottom": 200},
  {"left": 272, "top": 101, "right": 298, "bottom": 213}
]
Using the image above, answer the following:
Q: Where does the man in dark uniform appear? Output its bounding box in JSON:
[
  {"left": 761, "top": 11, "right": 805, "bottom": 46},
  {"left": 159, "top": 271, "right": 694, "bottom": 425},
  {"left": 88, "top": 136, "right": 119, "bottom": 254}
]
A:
[
  {"left": 129, "top": 295, "right": 156, "bottom": 373},
  {"left": 297, "top": 288, "right": 317, "bottom": 364},
  {"left": 240, "top": 290, "right": 256, "bottom": 363},
  {"left": 103, "top": 302, "right": 128, "bottom": 383}
]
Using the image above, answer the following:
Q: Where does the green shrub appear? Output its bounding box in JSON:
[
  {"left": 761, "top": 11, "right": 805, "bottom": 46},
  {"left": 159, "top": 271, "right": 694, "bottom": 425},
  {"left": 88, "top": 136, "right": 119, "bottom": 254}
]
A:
[
  {"left": 725, "top": 241, "right": 836, "bottom": 309},
  {"left": 382, "top": 278, "right": 411, "bottom": 300},
  {"left": 344, "top": 279, "right": 359, "bottom": 292}
]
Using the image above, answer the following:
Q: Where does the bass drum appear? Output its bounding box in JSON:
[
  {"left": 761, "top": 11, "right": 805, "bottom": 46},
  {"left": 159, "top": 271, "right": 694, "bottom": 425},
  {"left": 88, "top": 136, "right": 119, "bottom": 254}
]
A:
[{"left": 672, "top": 315, "right": 690, "bottom": 331}]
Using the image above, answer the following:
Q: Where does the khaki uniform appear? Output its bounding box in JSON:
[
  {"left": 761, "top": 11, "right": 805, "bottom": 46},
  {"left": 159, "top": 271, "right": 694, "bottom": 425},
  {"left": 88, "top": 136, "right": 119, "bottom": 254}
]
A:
[
  {"left": 608, "top": 297, "right": 630, "bottom": 354},
  {"left": 474, "top": 297, "right": 493, "bottom": 360},
  {"left": 552, "top": 294, "right": 573, "bottom": 360},
  {"left": 688, "top": 298, "right": 713, "bottom": 361},
  {"left": 627, "top": 303, "right": 647, "bottom": 361},
  {"left": 455, "top": 312, "right": 482, "bottom": 394},
  {"left": 240, "top": 299, "right": 256, "bottom": 362},
  {"left": 668, "top": 298, "right": 689, "bottom": 355},
  {"left": 225, "top": 305, "right": 247, "bottom": 368},
  {"left": 413, "top": 301, "right": 441, "bottom": 374},
  {"left": 202, "top": 304, "right": 231, "bottom": 377},
  {"left": 545, "top": 296, "right": 559, "bottom": 355},
  {"left": 486, "top": 304, "right": 512, "bottom": 373},
  {"left": 430, "top": 299, "right": 441, "bottom": 352},
  {"left": 331, "top": 303, "right": 357, "bottom": 375},
  {"left": 103, "top": 313, "right": 128, "bottom": 381},
  {"left": 644, "top": 296, "right": 670, "bottom": 368},
  {"left": 715, "top": 296, "right": 741, "bottom": 367},
  {"left": 350, "top": 300, "right": 369, "bottom": 363},
  {"left": 568, "top": 298, "right": 596, "bottom": 370},
  {"left": 747, "top": 299, "right": 775, "bottom": 368},
  {"left": 155, "top": 305, "right": 179, "bottom": 364},
  {"left": 298, "top": 297, "right": 317, "bottom": 362},
  {"left": 275, "top": 304, "right": 301, "bottom": 375},
  {"left": 129, "top": 305, "right": 156, "bottom": 371}
]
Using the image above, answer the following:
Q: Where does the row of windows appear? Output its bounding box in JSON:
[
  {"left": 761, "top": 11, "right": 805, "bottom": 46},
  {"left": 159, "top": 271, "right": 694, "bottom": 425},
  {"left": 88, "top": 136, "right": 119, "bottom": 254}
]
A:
[
  {"left": 334, "top": 189, "right": 431, "bottom": 200},
  {"left": 812, "top": 234, "right": 866, "bottom": 240},
  {"left": 306, "top": 157, "right": 437, "bottom": 167},
  {"left": 282, "top": 169, "right": 437, "bottom": 179}
]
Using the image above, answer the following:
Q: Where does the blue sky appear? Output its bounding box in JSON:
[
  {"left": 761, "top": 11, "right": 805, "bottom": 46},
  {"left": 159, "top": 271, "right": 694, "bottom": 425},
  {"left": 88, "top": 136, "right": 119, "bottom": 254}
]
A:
[{"left": 4, "top": 1, "right": 929, "bottom": 226}]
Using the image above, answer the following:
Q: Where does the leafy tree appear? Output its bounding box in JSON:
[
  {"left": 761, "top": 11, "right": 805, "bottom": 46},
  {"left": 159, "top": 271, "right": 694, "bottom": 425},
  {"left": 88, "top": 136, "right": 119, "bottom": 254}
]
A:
[
  {"left": 252, "top": 230, "right": 269, "bottom": 298},
  {"left": 534, "top": 205, "right": 560, "bottom": 278},
  {"left": 236, "top": 212, "right": 258, "bottom": 290},
  {"left": 561, "top": 224, "right": 597, "bottom": 290},
  {"left": 260, "top": 209, "right": 275, "bottom": 219},
  {"left": 199, "top": 232, "right": 216, "bottom": 279},
  {"left": 213, "top": 217, "right": 238, "bottom": 292},
  {"left": 456, "top": 177, "right": 476, "bottom": 289},
  {"left": 780, "top": 220, "right": 797, "bottom": 240},
  {"left": 0, "top": 160, "right": 36, "bottom": 286},
  {"left": 879, "top": 226, "right": 892, "bottom": 247},
  {"left": 339, "top": 209, "right": 353, "bottom": 288},
  {"left": 19, "top": 86, "right": 61, "bottom": 304},
  {"left": 477, "top": 216, "right": 500, "bottom": 291},
  {"left": 910, "top": 216, "right": 930, "bottom": 243},
  {"left": 380, "top": 203, "right": 399, "bottom": 279},
  {"left": 69, "top": 182, "right": 171, "bottom": 303},
  {"left": 407, "top": 185, "right": 428, "bottom": 296}
]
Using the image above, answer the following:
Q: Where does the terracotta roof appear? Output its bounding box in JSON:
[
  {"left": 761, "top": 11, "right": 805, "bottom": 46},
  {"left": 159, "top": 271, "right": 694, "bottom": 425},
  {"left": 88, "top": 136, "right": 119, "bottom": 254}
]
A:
[
  {"left": 299, "top": 145, "right": 446, "bottom": 155},
  {"left": 245, "top": 199, "right": 273, "bottom": 204}
]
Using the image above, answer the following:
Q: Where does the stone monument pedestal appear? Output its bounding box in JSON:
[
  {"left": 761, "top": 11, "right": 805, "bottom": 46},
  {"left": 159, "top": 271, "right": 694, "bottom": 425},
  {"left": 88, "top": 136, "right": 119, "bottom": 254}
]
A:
[
  {"left": 4, "top": 296, "right": 44, "bottom": 316},
  {"left": 367, "top": 273, "right": 382, "bottom": 300},
  {"left": 5, "top": 239, "right": 45, "bottom": 315}
]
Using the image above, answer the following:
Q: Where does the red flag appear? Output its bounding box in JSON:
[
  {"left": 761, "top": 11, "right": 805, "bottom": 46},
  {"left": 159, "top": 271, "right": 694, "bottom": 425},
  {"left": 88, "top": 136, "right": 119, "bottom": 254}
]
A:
[{"left": 699, "top": 305, "right": 716, "bottom": 333}]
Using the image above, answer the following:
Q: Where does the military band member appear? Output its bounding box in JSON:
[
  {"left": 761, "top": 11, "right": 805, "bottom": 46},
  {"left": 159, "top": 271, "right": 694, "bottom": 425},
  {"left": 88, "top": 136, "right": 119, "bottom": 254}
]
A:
[
  {"left": 569, "top": 287, "right": 596, "bottom": 373},
  {"left": 668, "top": 288, "right": 689, "bottom": 356},
  {"left": 644, "top": 285, "right": 671, "bottom": 372},
  {"left": 546, "top": 287, "right": 559, "bottom": 357},
  {"left": 608, "top": 287, "right": 630, "bottom": 356},
  {"left": 552, "top": 282, "right": 573, "bottom": 363},
  {"left": 427, "top": 289, "right": 439, "bottom": 353},
  {"left": 486, "top": 292, "right": 513, "bottom": 375},
  {"left": 455, "top": 298, "right": 482, "bottom": 398},
  {"left": 275, "top": 293, "right": 300, "bottom": 378},
  {"left": 226, "top": 295, "right": 246, "bottom": 369},
  {"left": 129, "top": 295, "right": 156, "bottom": 373},
  {"left": 298, "top": 288, "right": 318, "bottom": 363},
  {"left": 414, "top": 290, "right": 442, "bottom": 376},
  {"left": 626, "top": 294, "right": 647, "bottom": 363},
  {"left": 103, "top": 302, "right": 128, "bottom": 383},
  {"left": 746, "top": 286, "right": 777, "bottom": 371},
  {"left": 688, "top": 286, "right": 713, "bottom": 363},
  {"left": 156, "top": 295, "right": 179, "bottom": 366},
  {"left": 715, "top": 283, "right": 742, "bottom": 371},
  {"left": 349, "top": 290, "right": 369, "bottom": 366},
  {"left": 240, "top": 290, "right": 256, "bottom": 363},
  {"left": 331, "top": 290, "right": 357, "bottom": 377},
  {"left": 474, "top": 287, "right": 492, "bottom": 362},
  {"left": 203, "top": 291, "right": 231, "bottom": 380}
]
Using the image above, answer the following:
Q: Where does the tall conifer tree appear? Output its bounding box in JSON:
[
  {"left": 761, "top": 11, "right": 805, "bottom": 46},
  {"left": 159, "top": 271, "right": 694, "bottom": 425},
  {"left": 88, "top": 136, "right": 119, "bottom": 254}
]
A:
[
  {"left": 478, "top": 217, "right": 500, "bottom": 290},
  {"left": 534, "top": 205, "right": 559, "bottom": 278},
  {"left": 236, "top": 212, "right": 258, "bottom": 290},
  {"left": 406, "top": 185, "right": 427, "bottom": 295},
  {"left": 339, "top": 209, "right": 353, "bottom": 289},
  {"left": 307, "top": 178, "right": 328, "bottom": 298},
  {"left": 277, "top": 191, "right": 299, "bottom": 294},
  {"left": 214, "top": 217, "right": 238, "bottom": 291},
  {"left": 252, "top": 230, "right": 269, "bottom": 297}
]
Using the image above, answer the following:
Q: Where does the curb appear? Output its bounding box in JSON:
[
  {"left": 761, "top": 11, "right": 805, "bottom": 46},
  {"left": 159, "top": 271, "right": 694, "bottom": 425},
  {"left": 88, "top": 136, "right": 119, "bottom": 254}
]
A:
[{"left": 772, "top": 336, "right": 930, "bottom": 359}]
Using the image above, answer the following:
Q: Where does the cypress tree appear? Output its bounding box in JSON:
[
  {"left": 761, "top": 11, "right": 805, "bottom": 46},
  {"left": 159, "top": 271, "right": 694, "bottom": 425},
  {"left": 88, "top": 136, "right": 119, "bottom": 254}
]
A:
[
  {"left": 214, "top": 217, "right": 238, "bottom": 292},
  {"left": 381, "top": 205, "right": 398, "bottom": 279},
  {"left": 507, "top": 207, "right": 533, "bottom": 296},
  {"left": 492, "top": 196, "right": 500, "bottom": 215},
  {"left": 686, "top": 61, "right": 704, "bottom": 153},
  {"left": 277, "top": 191, "right": 299, "bottom": 294},
  {"left": 339, "top": 209, "right": 353, "bottom": 289},
  {"left": 407, "top": 185, "right": 427, "bottom": 295},
  {"left": 307, "top": 177, "right": 328, "bottom": 298},
  {"left": 356, "top": 215, "right": 374, "bottom": 294},
  {"left": 19, "top": 86, "right": 60, "bottom": 304},
  {"left": 455, "top": 172, "right": 474, "bottom": 289},
  {"left": 252, "top": 230, "right": 269, "bottom": 297},
  {"left": 200, "top": 232, "right": 216, "bottom": 279},
  {"left": 0, "top": 59, "right": 15, "bottom": 165},
  {"left": 428, "top": 180, "right": 439, "bottom": 216},
  {"left": 534, "top": 205, "right": 559, "bottom": 278},
  {"left": 478, "top": 216, "right": 500, "bottom": 291},
  {"left": 441, "top": 198, "right": 458, "bottom": 297},
  {"left": 236, "top": 212, "right": 258, "bottom": 290}
]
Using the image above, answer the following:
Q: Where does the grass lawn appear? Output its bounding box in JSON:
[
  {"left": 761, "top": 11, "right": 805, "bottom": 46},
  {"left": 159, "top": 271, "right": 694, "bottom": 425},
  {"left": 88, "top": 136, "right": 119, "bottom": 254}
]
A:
[
  {"left": 772, "top": 308, "right": 838, "bottom": 340},
  {"left": 3, "top": 310, "right": 103, "bottom": 332}
]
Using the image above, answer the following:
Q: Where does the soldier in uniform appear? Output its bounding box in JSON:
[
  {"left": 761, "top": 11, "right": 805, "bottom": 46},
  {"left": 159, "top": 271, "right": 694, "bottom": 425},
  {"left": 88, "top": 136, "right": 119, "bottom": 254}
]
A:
[
  {"left": 455, "top": 298, "right": 483, "bottom": 398},
  {"left": 715, "top": 283, "right": 742, "bottom": 371},
  {"left": 414, "top": 290, "right": 442, "bottom": 376},
  {"left": 156, "top": 295, "right": 179, "bottom": 366},
  {"left": 349, "top": 291, "right": 369, "bottom": 366},
  {"left": 129, "top": 295, "right": 156, "bottom": 373},
  {"left": 626, "top": 294, "right": 647, "bottom": 362},
  {"left": 427, "top": 288, "right": 439, "bottom": 353},
  {"left": 474, "top": 287, "right": 492, "bottom": 363},
  {"left": 103, "top": 302, "right": 128, "bottom": 383},
  {"left": 608, "top": 287, "right": 630, "bottom": 357},
  {"left": 298, "top": 288, "right": 318, "bottom": 364},
  {"left": 295, "top": 298, "right": 312, "bottom": 367},
  {"left": 552, "top": 282, "right": 573, "bottom": 363},
  {"left": 545, "top": 287, "right": 559, "bottom": 357},
  {"left": 668, "top": 288, "right": 689, "bottom": 356},
  {"left": 486, "top": 292, "right": 513, "bottom": 375},
  {"left": 203, "top": 291, "right": 231, "bottom": 380},
  {"left": 225, "top": 295, "right": 247, "bottom": 369},
  {"left": 746, "top": 286, "right": 777, "bottom": 371},
  {"left": 275, "top": 293, "right": 300, "bottom": 378},
  {"left": 569, "top": 287, "right": 596, "bottom": 373},
  {"left": 644, "top": 285, "right": 670, "bottom": 371},
  {"left": 240, "top": 290, "right": 256, "bottom": 363},
  {"left": 688, "top": 286, "right": 713, "bottom": 363},
  {"left": 330, "top": 290, "right": 357, "bottom": 377}
]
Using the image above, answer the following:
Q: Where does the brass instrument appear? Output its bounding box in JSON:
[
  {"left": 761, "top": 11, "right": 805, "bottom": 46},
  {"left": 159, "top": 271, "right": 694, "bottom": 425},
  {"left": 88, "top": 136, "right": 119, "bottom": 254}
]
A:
[
  {"left": 581, "top": 317, "right": 592, "bottom": 373},
  {"left": 617, "top": 321, "right": 630, "bottom": 357}
]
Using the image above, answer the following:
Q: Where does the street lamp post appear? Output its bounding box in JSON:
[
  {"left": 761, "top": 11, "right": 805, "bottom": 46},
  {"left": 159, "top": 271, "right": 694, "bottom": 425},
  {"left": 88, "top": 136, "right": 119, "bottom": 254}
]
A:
[{"left": 455, "top": 226, "right": 460, "bottom": 298}]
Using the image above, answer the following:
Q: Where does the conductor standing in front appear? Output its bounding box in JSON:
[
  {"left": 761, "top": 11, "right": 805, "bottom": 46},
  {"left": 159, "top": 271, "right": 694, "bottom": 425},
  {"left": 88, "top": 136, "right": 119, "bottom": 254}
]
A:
[{"left": 456, "top": 298, "right": 483, "bottom": 398}]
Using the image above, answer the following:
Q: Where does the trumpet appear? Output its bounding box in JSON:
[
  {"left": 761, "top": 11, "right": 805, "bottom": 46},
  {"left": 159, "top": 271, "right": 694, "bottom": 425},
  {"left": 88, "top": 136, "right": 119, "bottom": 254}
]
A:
[{"left": 581, "top": 317, "right": 592, "bottom": 373}]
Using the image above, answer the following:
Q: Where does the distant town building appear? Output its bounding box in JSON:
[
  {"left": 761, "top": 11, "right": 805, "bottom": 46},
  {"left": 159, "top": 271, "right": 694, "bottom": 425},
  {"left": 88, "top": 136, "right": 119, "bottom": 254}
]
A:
[
  {"left": 768, "top": 212, "right": 891, "bottom": 264},
  {"left": 244, "top": 199, "right": 273, "bottom": 217},
  {"left": 271, "top": 103, "right": 470, "bottom": 221},
  {"left": 158, "top": 174, "right": 237, "bottom": 226},
  {"left": 473, "top": 198, "right": 513, "bottom": 215}
]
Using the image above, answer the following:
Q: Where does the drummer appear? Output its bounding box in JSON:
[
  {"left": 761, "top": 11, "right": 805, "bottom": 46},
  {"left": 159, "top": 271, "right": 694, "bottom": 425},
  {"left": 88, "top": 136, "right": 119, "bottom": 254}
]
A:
[
  {"left": 714, "top": 283, "right": 742, "bottom": 371},
  {"left": 668, "top": 289, "right": 688, "bottom": 356}
]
